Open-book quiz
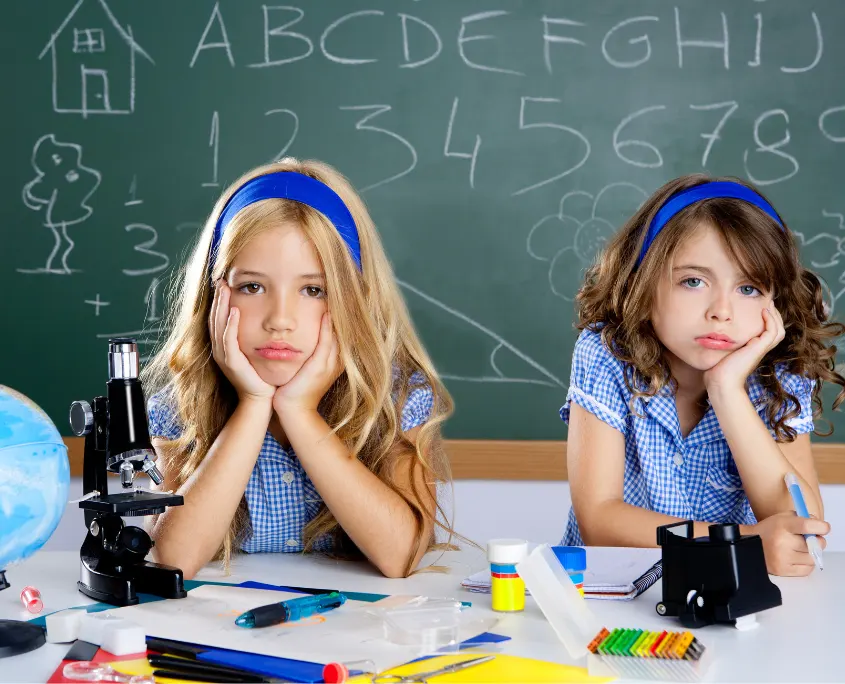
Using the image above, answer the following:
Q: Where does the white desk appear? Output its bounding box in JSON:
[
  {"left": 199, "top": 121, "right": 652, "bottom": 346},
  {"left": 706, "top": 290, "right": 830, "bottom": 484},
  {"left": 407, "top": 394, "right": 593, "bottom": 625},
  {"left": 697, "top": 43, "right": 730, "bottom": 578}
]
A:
[{"left": 1, "top": 548, "right": 841, "bottom": 683}]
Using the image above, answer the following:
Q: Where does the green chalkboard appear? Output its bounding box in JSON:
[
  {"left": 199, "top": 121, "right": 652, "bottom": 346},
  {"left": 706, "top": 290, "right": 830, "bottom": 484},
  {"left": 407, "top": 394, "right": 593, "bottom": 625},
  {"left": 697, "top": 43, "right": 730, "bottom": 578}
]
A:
[{"left": 3, "top": 0, "right": 845, "bottom": 440}]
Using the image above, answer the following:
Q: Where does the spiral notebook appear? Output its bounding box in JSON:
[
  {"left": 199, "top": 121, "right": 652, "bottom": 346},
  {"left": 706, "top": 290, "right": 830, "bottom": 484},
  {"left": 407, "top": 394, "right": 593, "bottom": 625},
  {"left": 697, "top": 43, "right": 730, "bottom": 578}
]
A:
[{"left": 462, "top": 546, "right": 662, "bottom": 601}]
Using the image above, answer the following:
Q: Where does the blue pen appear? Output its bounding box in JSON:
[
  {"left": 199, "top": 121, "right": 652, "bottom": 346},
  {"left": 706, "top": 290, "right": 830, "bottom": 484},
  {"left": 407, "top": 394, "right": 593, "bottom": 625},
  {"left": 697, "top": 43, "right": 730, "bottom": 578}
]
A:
[
  {"left": 784, "top": 472, "right": 824, "bottom": 571},
  {"left": 235, "top": 591, "right": 346, "bottom": 628}
]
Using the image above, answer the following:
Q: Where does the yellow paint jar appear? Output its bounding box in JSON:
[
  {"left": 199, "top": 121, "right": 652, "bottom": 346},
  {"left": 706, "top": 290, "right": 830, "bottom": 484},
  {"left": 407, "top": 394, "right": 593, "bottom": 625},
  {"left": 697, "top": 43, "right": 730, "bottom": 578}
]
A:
[{"left": 487, "top": 539, "right": 529, "bottom": 612}]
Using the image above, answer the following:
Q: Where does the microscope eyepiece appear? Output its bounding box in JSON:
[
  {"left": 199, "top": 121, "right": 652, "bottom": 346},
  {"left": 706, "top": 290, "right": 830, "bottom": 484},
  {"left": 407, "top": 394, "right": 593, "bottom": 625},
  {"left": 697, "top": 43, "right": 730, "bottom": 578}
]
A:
[{"left": 108, "top": 338, "right": 140, "bottom": 381}]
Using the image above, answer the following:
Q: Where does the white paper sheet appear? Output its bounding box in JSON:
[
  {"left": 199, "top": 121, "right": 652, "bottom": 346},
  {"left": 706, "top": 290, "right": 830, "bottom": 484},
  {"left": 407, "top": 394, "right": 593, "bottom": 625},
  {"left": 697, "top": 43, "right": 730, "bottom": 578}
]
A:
[{"left": 110, "top": 585, "right": 494, "bottom": 671}]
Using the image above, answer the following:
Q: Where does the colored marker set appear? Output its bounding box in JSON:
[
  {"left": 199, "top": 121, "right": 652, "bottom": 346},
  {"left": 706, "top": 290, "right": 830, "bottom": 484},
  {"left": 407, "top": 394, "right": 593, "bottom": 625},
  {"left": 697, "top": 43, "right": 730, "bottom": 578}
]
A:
[
  {"left": 587, "top": 627, "right": 709, "bottom": 682},
  {"left": 515, "top": 545, "right": 711, "bottom": 681}
]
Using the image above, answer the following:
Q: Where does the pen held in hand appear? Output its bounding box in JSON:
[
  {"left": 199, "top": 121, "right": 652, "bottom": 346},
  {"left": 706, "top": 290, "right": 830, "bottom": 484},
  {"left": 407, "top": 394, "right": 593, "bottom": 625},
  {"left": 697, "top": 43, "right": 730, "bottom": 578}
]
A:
[{"left": 784, "top": 472, "right": 824, "bottom": 571}]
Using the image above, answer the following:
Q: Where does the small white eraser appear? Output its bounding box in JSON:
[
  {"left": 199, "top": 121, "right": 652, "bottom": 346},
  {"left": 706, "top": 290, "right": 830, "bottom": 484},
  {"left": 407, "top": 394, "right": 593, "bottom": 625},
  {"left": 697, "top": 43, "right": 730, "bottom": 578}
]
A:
[
  {"left": 77, "top": 612, "right": 127, "bottom": 646},
  {"left": 735, "top": 615, "right": 759, "bottom": 631},
  {"left": 45, "top": 608, "right": 87, "bottom": 643},
  {"left": 101, "top": 620, "right": 146, "bottom": 656}
]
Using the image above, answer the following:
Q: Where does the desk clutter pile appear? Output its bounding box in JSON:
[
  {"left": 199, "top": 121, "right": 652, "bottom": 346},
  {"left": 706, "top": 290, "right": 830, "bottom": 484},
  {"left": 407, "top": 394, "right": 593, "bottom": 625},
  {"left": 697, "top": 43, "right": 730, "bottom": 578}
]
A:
[
  {"left": 9, "top": 541, "right": 730, "bottom": 683},
  {"left": 33, "top": 578, "right": 613, "bottom": 684}
]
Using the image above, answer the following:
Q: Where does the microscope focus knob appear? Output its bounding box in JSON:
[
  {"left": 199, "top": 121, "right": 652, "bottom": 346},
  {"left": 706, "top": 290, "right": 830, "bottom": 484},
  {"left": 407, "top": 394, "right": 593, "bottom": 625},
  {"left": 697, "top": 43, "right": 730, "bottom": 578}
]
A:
[{"left": 70, "top": 401, "right": 94, "bottom": 436}]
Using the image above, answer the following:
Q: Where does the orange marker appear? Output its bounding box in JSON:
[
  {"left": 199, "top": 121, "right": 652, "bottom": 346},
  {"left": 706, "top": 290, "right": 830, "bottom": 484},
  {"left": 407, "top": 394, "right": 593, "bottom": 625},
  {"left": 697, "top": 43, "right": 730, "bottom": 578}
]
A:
[
  {"left": 657, "top": 632, "right": 677, "bottom": 659},
  {"left": 588, "top": 627, "right": 611, "bottom": 654}
]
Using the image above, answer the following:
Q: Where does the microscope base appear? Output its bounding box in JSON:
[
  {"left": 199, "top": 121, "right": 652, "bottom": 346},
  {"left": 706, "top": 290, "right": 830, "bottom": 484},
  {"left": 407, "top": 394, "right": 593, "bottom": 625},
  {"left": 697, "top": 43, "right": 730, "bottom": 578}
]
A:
[{"left": 79, "top": 554, "right": 188, "bottom": 607}]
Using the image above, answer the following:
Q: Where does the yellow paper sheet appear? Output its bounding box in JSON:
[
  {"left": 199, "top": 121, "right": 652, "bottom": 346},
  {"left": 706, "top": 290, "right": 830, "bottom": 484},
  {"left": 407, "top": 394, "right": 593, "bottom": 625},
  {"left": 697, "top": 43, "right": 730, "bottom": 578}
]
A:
[{"left": 348, "top": 653, "right": 615, "bottom": 683}]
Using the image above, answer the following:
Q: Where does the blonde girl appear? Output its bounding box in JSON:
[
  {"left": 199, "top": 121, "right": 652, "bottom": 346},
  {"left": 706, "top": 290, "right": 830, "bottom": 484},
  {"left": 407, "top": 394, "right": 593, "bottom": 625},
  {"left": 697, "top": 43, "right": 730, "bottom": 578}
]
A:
[{"left": 143, "top": 158, "right": 453, "bottom": 579}]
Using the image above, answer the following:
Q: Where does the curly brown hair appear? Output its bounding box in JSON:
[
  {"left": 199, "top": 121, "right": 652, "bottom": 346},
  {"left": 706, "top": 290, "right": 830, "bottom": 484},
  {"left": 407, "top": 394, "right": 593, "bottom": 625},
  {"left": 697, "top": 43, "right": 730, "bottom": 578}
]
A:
[{"left": 576, "top": 173, "right": 845, "bottom": 441}]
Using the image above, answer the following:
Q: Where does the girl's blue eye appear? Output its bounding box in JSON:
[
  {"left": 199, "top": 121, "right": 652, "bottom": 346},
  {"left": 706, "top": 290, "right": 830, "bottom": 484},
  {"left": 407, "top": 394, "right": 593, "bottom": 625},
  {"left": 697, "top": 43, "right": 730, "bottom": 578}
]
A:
[
  {"left": 238, "top": 282, "right": 263, "bottom": 294},
  {"left": 302, "top": 285, "right": 326, "bottom": 298},
  {"left": 739, "top": 285, "right": 761, "bottom": 296},
  {"left": 682, "top": 277, "right": 703, "bottom": 288}
]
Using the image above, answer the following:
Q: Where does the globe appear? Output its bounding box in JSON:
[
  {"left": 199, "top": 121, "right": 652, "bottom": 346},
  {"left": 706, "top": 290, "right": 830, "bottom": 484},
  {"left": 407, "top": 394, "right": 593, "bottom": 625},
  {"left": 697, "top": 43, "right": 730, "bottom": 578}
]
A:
[{"left": 0, "top": 385, "right": 69, "bottom": 572}]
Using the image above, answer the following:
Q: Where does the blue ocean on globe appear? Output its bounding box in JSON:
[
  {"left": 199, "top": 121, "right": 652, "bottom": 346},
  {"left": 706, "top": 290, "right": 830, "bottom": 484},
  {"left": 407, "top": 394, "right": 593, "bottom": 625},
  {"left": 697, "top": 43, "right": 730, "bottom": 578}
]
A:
[{"left": 0, "top": 385, "right": 69, "bottom": 570}]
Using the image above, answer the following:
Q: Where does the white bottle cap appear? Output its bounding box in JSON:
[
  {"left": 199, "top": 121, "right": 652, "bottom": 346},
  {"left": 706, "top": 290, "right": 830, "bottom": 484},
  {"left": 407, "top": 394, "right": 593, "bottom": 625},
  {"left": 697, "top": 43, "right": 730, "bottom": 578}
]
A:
[{"left": 487, "top": 539, "right": 529, "bottom": 564}]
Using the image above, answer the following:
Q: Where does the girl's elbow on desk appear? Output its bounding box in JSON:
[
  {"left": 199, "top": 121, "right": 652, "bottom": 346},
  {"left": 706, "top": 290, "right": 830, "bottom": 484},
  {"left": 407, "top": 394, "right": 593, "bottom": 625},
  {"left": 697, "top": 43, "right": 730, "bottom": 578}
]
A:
[
  {"left": 367, "top": 535, "right": 427, "bottom": 579},
  {"left": 149, "top": 532, "right": 207, "bottom": 580},
  {"left": 376, "top": 560, "right": 410, "bottom": 579},
  {"left": 156, "top": 548, "right": 204, "bottom": 581},
  {"left": 366, "top": 542, "right": 419, "bottom": 579}
]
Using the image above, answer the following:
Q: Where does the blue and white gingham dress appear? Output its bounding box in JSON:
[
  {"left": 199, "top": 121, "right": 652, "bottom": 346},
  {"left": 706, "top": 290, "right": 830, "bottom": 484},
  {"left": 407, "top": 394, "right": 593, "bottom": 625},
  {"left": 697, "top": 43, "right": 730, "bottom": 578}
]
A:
[
  {"left": 559, "top": 328, "right": 815, "bottom": 546},
  {"left": 147, "top": 374, "right": 433, "bottom": 554}
]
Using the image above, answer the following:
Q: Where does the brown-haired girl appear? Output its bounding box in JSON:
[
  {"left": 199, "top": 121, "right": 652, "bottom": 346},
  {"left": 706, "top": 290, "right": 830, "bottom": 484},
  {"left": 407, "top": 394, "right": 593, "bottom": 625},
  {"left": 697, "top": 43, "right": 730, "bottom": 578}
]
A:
[{"left": 561, "top": 174, "right": 843, "bottom": 576}]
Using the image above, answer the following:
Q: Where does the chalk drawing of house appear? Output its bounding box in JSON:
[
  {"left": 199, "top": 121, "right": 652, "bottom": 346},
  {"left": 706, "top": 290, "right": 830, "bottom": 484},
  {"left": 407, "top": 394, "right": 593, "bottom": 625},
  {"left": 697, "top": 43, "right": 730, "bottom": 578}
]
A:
[{"left": 39, "top": 0, "right": 154, "bottom": 117}]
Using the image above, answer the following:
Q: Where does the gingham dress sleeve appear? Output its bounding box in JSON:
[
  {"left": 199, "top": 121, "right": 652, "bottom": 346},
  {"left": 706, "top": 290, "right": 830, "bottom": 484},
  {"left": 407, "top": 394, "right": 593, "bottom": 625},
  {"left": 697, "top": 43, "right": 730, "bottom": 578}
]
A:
[
  {"left": 560, "top": 328, "right": 631, "bottom": 435},
  {"left": 399, "top": 372, "right": 434, "bottom": 432},
  {"left": 775, "top": 368, "right": 816, "bottom": 435},
  {"left": 147, "top": 389, "right": 184, "bottom": 440}
]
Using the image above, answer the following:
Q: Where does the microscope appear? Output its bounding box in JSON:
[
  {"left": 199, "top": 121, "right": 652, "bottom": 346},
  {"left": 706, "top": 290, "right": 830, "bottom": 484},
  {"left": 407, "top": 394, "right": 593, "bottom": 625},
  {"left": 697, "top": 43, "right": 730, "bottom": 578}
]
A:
[{"left": 70, "top": 338, "right": 187, "bottom": 606}]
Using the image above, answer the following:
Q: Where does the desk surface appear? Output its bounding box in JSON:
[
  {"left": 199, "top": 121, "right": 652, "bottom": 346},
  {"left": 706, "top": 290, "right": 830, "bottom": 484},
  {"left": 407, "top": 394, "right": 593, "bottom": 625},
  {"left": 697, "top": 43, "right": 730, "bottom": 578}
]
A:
[{"left": 1, "top": 548, "right": 841, "bottom": 683}]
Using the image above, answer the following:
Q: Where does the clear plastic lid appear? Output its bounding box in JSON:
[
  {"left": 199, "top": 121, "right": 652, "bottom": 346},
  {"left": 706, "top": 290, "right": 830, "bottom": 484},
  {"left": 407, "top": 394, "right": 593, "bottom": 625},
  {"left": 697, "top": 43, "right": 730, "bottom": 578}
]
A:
[
  {"left": 367, "top": 596, "right": 498, "bottom": 653},
  {"left": 516, "top": 544, "right": 602, "bottom": 659}
]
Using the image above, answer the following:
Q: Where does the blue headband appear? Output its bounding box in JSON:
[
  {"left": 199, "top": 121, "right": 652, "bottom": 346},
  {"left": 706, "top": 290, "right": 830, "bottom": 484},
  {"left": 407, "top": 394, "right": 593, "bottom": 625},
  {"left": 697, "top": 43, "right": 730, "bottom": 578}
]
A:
[
  {"left": 210, "top": 171, "right": 362, "bottom": 271},
  {"left": 636, "top": 181, "right": 784, "bottom": 268}
]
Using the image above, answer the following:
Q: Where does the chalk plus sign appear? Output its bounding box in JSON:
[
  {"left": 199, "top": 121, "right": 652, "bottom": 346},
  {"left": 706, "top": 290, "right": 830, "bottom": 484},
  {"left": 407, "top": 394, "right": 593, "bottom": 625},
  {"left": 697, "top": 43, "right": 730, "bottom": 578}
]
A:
[{"left": 84, "top": 294, "right": 110, "bottom": 316}]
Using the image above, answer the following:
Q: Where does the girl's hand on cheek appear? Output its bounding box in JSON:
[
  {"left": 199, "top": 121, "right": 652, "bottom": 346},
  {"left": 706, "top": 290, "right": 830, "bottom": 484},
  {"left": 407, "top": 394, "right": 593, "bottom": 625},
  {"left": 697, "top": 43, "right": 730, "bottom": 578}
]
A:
[
  {"left": 704, "top": 307, "right": 785, "bottom": 395},
  {"left": 273, "top": 313, "right": 342, "bottom": 422},
  {"left": 210, "top": 280, "right": 276, "bottom": 403}
]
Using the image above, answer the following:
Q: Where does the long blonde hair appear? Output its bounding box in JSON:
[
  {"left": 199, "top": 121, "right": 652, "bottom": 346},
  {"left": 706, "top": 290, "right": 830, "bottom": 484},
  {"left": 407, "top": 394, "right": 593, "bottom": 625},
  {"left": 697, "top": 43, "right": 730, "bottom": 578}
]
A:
[
  {"left": 577, "top": 173, "right": 845, "bottom": 439},
  {"left": 143, "top": 158, "right": 455, "bottom": 575}
]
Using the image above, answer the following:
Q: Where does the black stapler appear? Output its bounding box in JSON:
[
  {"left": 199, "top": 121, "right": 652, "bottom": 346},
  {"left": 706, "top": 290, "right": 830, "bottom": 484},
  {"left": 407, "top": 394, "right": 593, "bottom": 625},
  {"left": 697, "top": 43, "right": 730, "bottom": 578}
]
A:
[{"left": 655, "top": 520, "right": 782, "bottom": 628}]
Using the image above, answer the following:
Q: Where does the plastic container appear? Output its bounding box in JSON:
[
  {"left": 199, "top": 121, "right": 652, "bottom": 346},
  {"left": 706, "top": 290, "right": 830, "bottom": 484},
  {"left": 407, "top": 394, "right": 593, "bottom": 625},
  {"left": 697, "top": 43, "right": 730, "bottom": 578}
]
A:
[
  {"left": 367, "top": 596, "right": 498, "bottom": 654},
  {"left": 487, "top": 539, "right": 529, "bottom": 612},
  {"left": 20, "top": 586, "right": 43, "bottom": 614},
  {"left": 378, "top": 597, "right": 462, "bottom": 649},
  {"left": 517, "top": 545, "right": 712, "bottom": 681},
  {"left": 552, "top": 546, "right": 587, "bottom": 596},
  {"left": 516, "top": 545, "right": 602, "bottom": 659}
]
